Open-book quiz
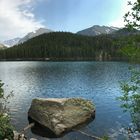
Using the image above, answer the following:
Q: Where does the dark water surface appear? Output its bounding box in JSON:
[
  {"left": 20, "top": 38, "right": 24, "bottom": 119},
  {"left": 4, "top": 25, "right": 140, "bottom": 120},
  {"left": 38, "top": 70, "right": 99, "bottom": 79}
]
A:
[{"left": 0, "top": 61, "right": 139, "bottom": 140}]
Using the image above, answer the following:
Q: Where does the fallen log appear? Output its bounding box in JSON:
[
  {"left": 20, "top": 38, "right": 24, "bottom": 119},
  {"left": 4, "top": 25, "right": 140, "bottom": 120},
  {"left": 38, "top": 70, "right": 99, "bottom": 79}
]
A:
[
  {"left": 14, "top": 123, "right": 35, "bottom": 140},
  {"left": 20, "top": 123, "right": 35, "bottom": 134}
]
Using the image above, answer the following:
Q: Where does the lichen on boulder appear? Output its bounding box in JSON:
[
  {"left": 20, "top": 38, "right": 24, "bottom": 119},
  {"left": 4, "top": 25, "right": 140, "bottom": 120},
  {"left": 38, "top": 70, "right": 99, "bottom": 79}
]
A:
[{"left": 28, "top": 98, "right": 95, "bottom": 136}]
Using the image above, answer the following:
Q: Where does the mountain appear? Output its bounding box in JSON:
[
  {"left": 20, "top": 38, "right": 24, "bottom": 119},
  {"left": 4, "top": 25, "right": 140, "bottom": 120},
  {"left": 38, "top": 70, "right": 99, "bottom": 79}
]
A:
[
  {"left": 18, "top": 28, "right": 53, "bottom": 44},
  {"left": 3, "top": 38, "right": 21, "bottom": 47},
  {"left": 112, "top": 28, "right": 140, "bottom": 36},
  {"left": 0, "top": 43, "right": 7, "bottom": 50},
  {"left": 77, "top": 25, "right": 119, "bottom": 36},
  {"left": 0, "top": 32, "right": 123, "bottom": 61}
]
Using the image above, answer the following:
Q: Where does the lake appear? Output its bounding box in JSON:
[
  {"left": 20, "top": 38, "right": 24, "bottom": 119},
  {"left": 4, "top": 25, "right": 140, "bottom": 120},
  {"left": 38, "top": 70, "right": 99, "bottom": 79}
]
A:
[{"left": 0, "top": 61, "right": 139, "bottom": 139}]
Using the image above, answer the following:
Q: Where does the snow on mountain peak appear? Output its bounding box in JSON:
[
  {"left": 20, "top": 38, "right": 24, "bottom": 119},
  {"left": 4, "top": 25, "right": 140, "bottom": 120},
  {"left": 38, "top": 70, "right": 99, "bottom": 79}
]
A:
[
  {"left": 2, "top": 38, "right": 21, "bottom": 47},
  {"left": 18, "top": 28, "right": 53, "bottom": 44}
]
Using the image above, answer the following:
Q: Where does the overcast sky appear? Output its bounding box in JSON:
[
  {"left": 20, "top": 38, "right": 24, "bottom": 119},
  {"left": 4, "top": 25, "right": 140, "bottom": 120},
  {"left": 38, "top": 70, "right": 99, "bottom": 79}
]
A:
[{"left": 0, "top": 0, "right": 137, "bottom": 41}]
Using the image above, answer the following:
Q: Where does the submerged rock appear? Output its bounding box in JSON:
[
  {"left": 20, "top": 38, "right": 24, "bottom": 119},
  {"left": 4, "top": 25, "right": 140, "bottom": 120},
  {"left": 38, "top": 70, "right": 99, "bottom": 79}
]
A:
[{"left": 28, "top": 98, "right": 95, "bottom": 136}]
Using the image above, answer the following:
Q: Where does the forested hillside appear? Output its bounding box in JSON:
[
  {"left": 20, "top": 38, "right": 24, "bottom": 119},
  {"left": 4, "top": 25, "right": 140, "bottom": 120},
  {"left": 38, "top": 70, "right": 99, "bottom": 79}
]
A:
[{"left": 0, "top": 32, "right": 140, "bottom": 61}]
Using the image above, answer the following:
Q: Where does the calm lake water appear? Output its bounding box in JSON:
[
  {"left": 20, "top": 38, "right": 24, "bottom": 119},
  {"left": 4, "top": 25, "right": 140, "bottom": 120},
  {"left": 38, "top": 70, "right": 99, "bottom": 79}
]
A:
[{"left": 0, "top": 61, "right": 139, "bottom": 140}]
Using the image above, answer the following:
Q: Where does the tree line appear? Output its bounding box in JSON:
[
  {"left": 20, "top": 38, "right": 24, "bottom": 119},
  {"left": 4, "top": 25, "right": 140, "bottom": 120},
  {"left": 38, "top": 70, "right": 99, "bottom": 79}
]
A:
[{"left": 0, "top": 32, "right": 140, "bottom": 61}]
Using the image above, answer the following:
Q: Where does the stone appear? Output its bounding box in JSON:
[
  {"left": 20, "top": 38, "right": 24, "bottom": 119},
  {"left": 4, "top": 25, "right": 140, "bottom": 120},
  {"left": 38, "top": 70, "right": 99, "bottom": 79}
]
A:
[
  {"left": 28, "top": 98, "right": 95, "bottom": 136},
  {"left": 13, "top": 131, "right": 27, "bottom": 140}
]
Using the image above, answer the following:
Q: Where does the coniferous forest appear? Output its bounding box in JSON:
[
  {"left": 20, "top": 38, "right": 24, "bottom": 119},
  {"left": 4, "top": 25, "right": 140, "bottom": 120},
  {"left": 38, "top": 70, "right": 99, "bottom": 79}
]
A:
[{"left": 0, "top": 32, "right": 140, "bottom": 61}]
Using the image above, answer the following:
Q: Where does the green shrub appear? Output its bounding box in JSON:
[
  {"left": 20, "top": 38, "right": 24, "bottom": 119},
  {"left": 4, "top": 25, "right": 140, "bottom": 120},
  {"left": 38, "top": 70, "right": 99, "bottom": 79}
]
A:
[
  {"left": 118, "top": 68, "right": 140, "bottom": 131},
  {"left": 0, "top": 80, "right": 14, "bottom": 140},
  {"left": 0, "top": 114, "right": 14, "bottom": 140}
]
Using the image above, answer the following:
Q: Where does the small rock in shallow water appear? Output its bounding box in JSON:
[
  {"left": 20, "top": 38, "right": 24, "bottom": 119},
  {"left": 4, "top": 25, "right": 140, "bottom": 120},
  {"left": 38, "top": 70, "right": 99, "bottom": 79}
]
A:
[{"left": 13, "top": 131, "right": 27, "bottom": 140}]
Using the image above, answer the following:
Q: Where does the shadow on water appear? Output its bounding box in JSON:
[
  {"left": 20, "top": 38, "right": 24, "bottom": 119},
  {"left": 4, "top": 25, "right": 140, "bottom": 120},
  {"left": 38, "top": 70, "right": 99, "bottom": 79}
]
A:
[
  {"left": 28, "top": 117, "right": 58, "bottom": 138},
  {"left": 28, "top": 115, "right": 95, "bottom": 138}
]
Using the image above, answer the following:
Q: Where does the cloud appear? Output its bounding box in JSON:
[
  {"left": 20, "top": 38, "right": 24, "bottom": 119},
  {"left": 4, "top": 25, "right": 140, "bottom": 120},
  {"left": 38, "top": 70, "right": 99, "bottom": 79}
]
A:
[
  {"left": 109, "top": 0, "right": 137, "bottom": 28},
  {"left": 0, "top": 0, "right": 45, "bottom": 41}
]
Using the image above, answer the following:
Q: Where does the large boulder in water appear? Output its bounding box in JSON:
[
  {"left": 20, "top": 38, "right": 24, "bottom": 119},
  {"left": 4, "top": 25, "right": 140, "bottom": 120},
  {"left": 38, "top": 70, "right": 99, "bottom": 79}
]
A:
[{"left": 28, "top": 98, "right": 95, "bottom": 136}]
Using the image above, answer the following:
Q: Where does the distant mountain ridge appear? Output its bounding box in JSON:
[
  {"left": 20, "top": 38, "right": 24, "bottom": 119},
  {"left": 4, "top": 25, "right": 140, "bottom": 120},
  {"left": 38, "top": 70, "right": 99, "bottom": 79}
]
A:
[
  {"left": 77, "top": 25, "right": 119, "bottom": 36},
  {"left": 1, "top": 28, "right": 53, "bottom": 47},
  {"left": 2, "top": 38, "right": 21, "bottom": 47},
  {"left": 0, "top": 43, "right": 7, "bottom": 50},
  {"left": 18, "top": 28, "right": 53, "bottom": 44},
  {"left": 112, "top": 28, "right": 140, "bottom": 36},
  {"left": 2, "top": 25, "right": 140, "bottom": 48},
  {"left": 77, "top": 25, "right": 140, "bottom": 37}
]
